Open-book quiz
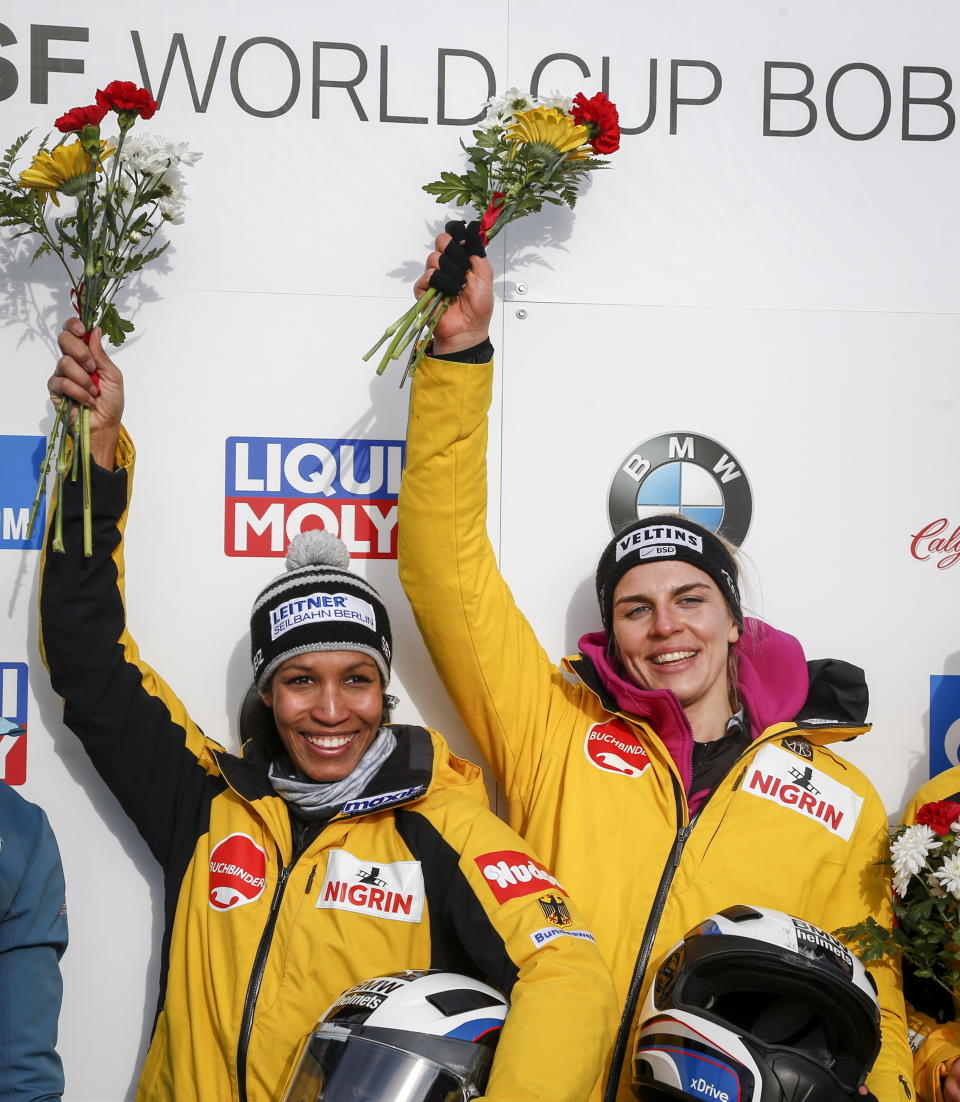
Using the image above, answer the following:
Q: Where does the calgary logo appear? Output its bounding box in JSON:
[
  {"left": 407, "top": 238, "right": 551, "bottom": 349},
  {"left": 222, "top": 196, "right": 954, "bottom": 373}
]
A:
[
  {"left": 607, "top": 432, "right": 752, "bottom": 545},
  {"left": 208, "top": 833, "right": 267, "bottom": 911},
  {"left": 911, "top": 519, "right": 960, "bottom": 570},
  {"left": 584, "top": 720, "right": 651, "bottom": 778},
  {"left": 476, "top": 850, "right": 566, "bottom": 903}
]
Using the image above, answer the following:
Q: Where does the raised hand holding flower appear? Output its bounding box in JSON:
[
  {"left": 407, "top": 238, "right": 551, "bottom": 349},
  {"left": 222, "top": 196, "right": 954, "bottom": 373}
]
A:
[
  {"left": 364, "top": 88, "right": 620, "bottom": 382},
  {"left": 0, "top": 78, "right": 199, "bottom": 554}
]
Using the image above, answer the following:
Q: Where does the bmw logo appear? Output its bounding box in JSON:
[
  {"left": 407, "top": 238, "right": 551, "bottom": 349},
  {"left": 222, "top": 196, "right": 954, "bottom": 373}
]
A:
[{"left": 607, "top": 432, "right": 753, "bottom": 546}]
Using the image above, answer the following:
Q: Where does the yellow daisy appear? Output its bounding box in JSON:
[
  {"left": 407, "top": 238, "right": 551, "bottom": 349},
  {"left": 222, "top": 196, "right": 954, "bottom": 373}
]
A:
[
  {"left": 506, "top": 106, "right": 591, "bottom": 161},
  {"left": 19, "top": 140, "right": 114, "bottom": 206}
]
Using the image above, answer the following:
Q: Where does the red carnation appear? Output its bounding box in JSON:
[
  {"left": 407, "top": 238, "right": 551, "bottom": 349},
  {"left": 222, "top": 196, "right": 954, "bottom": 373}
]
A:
[
  {"left": 96, "top": 80, "right": 158, "bottom": 120},
  {"left": 915, "top": 800, "right": 960, "bottom": 835},
  {"left": 55, "top": 103, "right": 108, "bottom": 133},
  {"left": 571, "top": 92, "right": 620, "bottom": 155}
]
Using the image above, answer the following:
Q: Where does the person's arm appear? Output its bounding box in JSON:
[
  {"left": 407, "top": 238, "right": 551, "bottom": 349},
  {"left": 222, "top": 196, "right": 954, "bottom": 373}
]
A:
[
  {"left": 398, "top": 791, "right": 617, "bottom": 1102},
  {"left": 399, "top": 235, "right": 575, "bottom": 815},
  {"left": 908, "top": 1015, "right": 960, "bottom": 1102},
  {"left": 0, "top": 793, "right": 68, "bottom": 1102},
  {"left": 39, "top": 323, "right": 227, "bottom": 867}
]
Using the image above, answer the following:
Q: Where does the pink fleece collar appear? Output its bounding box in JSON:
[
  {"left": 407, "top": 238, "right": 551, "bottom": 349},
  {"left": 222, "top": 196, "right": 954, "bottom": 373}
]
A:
[{"left": 576, "top": 618, "right": 808, "bottom": 795}]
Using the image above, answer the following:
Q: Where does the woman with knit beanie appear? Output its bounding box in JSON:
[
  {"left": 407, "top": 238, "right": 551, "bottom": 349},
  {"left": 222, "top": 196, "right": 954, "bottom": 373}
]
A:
[
  {"left": 397, "top": 226, "right": 914, "bottom": 1102},
  {"left": 38, "top": 318, "right": 616, "bottom": 1102}
]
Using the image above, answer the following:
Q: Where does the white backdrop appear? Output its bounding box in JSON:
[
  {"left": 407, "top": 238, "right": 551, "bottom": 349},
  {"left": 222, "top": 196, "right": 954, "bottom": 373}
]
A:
[{"left": 1, "top": 2, "right": 959, "bottom": 1098}]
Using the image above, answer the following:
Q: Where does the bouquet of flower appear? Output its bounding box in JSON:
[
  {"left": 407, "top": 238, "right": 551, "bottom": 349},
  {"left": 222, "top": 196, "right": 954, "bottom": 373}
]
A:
[
  {"left": 840, "top": 800, "right": 960, "bottom": 997},
  {"left": 364, "top": 88, "right": 620, "bottom": 383},
  {"left": 0, "top": 80, "right": 200, "bottom": 555}
]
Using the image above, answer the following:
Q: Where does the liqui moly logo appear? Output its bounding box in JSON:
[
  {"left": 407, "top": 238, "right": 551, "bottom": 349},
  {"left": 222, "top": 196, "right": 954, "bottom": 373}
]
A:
[
  {"left": 911, "top": 519, "right": 960, "bottom": 570},
  {"left": 316, "top": 850, "right": 424, "bottom": 923},
  {"left": 0, "top": 663, "right": 28, "bottom": 785},
  {"left": 225, "top": 436, "right": 404, "bottom": 558},
  {"left": 742, "top": 744, "right": 863, "bottom": 840},
  {"left": 208, "top": 833, "right": 268, "bottom": 911},
  {"left": 475, "top": 850, "right": 566, "bottom": 903},
  {"left": 584, "top": 720, "right": 651, "bottom": 778}
]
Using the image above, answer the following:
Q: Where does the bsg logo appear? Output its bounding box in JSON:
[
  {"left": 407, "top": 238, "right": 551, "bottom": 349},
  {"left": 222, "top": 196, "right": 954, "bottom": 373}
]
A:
[
  {"left": 0, "top": 663, "right": 28, "bottom": 785},
  {"left": 225, "top": 436, "right": 404, "bottom": 558}
]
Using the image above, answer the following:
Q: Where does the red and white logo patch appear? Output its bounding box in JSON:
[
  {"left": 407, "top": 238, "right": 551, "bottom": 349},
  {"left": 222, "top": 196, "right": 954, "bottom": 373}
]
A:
[
  {"left": 584, "top": 720, "right": 651, "bottom": 778},
  {"left": 742, "top": 743, "right": 863, "bottom": 840},
  {"left": 475, "top": 850, "right": 566, "bottom": 903},
  {"left": 209, "top": 833, "right": 268, "bottom": 911}
]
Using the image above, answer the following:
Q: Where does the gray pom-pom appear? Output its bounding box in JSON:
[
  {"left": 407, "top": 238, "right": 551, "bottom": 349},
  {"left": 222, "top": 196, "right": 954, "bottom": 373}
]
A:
[{"left": 285, "top": 530, "right": 350, "bottom": 572}]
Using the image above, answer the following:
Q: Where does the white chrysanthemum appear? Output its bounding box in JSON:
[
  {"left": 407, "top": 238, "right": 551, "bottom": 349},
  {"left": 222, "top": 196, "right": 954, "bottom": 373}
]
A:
[
  {"left": 539, "top": 90, "right": 574, "bottom": 114},
  {"left": 481, "top": 86, "right": 535, "bottom": 128},
  {"left": 933, "top": 852, "right": 960, "bottom": 898},
  {"left": 158, "top": 139, "right": 202, "bottom": 167},
  {"left": 892, "top": 867, "right": 912, "bottom": 898},
  {"left": 891, "top": 823, "right": 939, "bottom": 879},
  {"left": 158, "top": 197, "right": 185, "bottom": 224},
  {"left": 156, "top": 167, "right": 185, "bottom": 201}
]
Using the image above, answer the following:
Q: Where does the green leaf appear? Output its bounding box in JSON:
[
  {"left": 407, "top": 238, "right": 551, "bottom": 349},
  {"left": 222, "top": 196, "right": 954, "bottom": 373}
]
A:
[{"left": 97, "top": 302, "right": 135, "bottom": 346}]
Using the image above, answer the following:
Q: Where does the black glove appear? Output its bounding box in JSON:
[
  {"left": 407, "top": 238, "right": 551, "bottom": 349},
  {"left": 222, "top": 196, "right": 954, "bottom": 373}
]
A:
[{"left": 428, "top": 220, "right": 485, "bottom": 297}]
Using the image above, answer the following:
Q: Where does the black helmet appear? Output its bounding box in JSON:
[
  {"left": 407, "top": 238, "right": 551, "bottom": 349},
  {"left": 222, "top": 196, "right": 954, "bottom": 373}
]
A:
[
  {"left": 633, "top": 905, "right": 880, "bottom": 1102},
  {"left": 281, "top": 970, "right": 509, "bottom": 1102}
]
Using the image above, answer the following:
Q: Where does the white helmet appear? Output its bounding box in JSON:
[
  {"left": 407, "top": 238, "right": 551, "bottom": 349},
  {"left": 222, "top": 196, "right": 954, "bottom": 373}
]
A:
[
  {"left": 633, "top": 905, "right": 881, "bottom": 1102},
  {"left": 282, "top": 970, "right": 509, "bottom": 1102}
]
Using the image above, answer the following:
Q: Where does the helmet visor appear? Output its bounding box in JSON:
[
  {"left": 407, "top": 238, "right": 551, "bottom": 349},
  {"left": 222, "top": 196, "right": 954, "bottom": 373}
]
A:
[{"left": 282, "top": 1031, "right": 470, "bottom": 1102}]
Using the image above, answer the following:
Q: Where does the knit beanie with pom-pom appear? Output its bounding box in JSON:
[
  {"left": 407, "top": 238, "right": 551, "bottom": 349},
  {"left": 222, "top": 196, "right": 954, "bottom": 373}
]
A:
[{"left": 249, "top": 529, "right": 392, "bottom": 690}]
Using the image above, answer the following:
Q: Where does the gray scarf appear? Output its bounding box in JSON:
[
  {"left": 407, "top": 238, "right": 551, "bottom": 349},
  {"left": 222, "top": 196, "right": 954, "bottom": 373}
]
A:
[{"left": 268, "top": 728, "right": 397, "bottom": 818}]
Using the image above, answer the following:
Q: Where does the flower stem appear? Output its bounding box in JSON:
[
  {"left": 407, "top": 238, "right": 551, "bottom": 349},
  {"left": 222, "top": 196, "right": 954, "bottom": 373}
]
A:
[
  {"left": 400, "top": 297, "right": 450, "bottom": 386},
  {"left": 374, "top": 289, "right": 440, "bottom": 376},
  {"left": 52, "top": 400, "right": 74, "bottom": 554},
  {"left": 80, "top": 405, "right": 92, "bottom": 557},
  {"left": 362, "top": 296, "right": 428, "bottom": 363},
  {"left": 27, "top": 399, "right": 66, "bottom": 539}
]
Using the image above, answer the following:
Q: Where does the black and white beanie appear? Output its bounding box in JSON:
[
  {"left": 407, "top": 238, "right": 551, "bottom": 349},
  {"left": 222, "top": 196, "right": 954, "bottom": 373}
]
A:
[
  {"left": 250, "top": 530, "right": 392, "bottom": 690},
  {"left": 595, "top": 513, "right": 743, "bottom": 634}
]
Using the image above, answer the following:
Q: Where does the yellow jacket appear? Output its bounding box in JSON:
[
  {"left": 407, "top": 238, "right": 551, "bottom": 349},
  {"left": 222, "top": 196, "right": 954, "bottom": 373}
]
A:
[
  {"left": 39, "top": 429, "right": 617, "bottom": 1102},
  {"left": 902, "top": 767, "right": 960, "bottom": 1102},
  {"left": 398, "top": 355, "right": 914, "bottom": 1102}
]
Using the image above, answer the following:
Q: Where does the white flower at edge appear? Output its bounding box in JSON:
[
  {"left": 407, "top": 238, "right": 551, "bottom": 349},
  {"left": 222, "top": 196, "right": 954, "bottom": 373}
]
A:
[
  {"left": 539, "top": 89, "right": 574, "bottom": 114},
  {"left": 158, "top": 197, "right": 186, "bottom": 224},
  {"left": 891, "top": 823, "right": 939, "bottom": 880},
  {"left": 480, "top": 86, "right": 536, "bottom": 128},
  {"left": 933, "top": 851, "right": 960, "bottom": 899}
]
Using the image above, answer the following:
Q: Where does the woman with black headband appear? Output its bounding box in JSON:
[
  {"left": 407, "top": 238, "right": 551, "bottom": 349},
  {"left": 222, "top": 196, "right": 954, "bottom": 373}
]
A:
[
  {"left": 397, "top": 227, "right": 914, "bottom": 1102},
  {"left": 37, "top": 319, "right": 616, "bottom": 1102}
]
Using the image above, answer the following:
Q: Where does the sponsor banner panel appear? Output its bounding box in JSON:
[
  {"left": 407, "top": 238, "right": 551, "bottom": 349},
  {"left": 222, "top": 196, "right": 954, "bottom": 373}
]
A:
[
  {"left": 0, "top": 663, "right": 28, "bottom": 785},
  {"left": 930, "top": 676, "right": 960, "bottom": 779},
  {"left": 225, "top": 437, "right": 403, "bottom": 558},
  {"left": 0, "top": 437, "right": 46, "bottom": 551}
]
